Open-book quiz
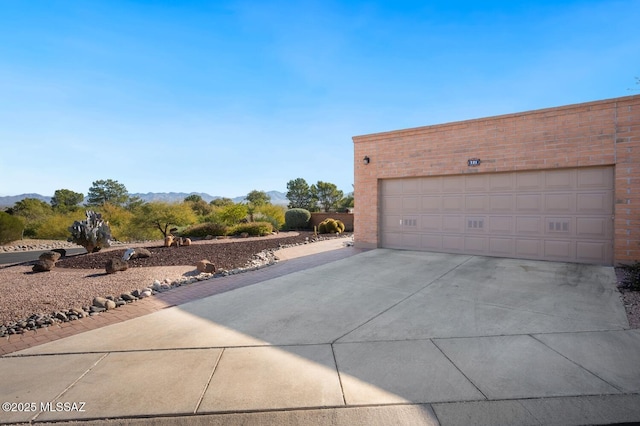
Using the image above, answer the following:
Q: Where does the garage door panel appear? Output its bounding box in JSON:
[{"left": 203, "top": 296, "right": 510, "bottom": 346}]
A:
[
  {"left": 545, "top": 217, "right": 572, "bottom": 235},
  {"left": 577, "top": 241, "right": 610, "bottom": 263},
  {"left": 516, "top": 217, "right": 542, "bottom": 234},
  {"left": 466, "top": 216, "right": 486, "bottom": 233},
  {"left": 544, "top": 240, "right": 574, "bottom": 260},
  {"left": 545, "top": 169, "right": 576, "bottom": 190},
  {"left": 577, "top": 192, "right": 613, "bottom": 214},
  {"left": 465, "top": 174, "right": 488, "bottom": 192},
  {"left": 420, "top": 215, "right": 441, "bottom": 231},
  {"left": 382, "top": 214, "right": 402, "bottom": 232},
  {"left": 516, "top": 194, "right": 542, "bottom": 212},
  {"left": 443, "top": 215, "right": 464, "bottom": 232},
  {"left": 465, "top": 195, "right": 487, "bottom": 211},
  {"left": 515, "top": 239, "right": 542, "bottom": 257},
  {"left": 516, "top": 172, "right": 543, "bottom": 190},
  {"left": 545, "top": 193, "right": 575, "bottom": 213},
  {"left": 403, "top": 179, "right": 421, "bottom": 194},
  {"left": 421, "top": 196, "right": 441, "bottom": 212},
  {"left": 489, "top": 216, "right": 513, "bottom": 233},
  {"left": 380, "top": 167, "right": 613, "bottom": 265},
  {"left": 490, "top": 173, "right": 515, "bottom": 191},
  {"left": 421, "top": 234, "right": 443, "bottom": 250},
  {"left": 489, "top": 238, "right": 513, "bottom": 256},
  {"left": 382, "top": 232, "right": 403, "bottom": 248},
  {"left": 576, "top": 217, "right": 611, "bottom": 239},
  {"left": 443, "top": 196, "right": 464, "bottom": 211},
  {"left": 464, "top": 236, "right": 487, "bottom": 252},
  {"left": 443, "top": 176, "right": 465, "bottom": 192},
  {"left": 382, "top": 196, "right": 403, "bottom": 213},
  {"left": 443, "top": 236, "right": 464, "bottom": 251},
  {"left": 577, "top": 167, "right": 613, "bottom": 189},
  {"left": 402, "top": 196, "right": 420, "bottom": 212},
  {"left": 421, "top": 177, "right": 442, "bottom": 193},
  {"left": 489, "top": 194, "right": 513, "bottom": 211}
]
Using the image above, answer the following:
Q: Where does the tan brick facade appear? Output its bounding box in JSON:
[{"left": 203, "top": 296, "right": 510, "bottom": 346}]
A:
[{"left": 353, "top": 95, "right": 640, "bottom": 264}]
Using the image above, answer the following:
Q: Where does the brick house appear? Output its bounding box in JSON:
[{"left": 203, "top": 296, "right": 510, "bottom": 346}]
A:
[{"left": 353, "top": 95, "right": 640, "bottom": 265}]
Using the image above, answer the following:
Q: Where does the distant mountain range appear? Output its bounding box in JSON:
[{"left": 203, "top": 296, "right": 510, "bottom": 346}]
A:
[{"left": 0, "top": 191, "right": 289, "bottom": 208}]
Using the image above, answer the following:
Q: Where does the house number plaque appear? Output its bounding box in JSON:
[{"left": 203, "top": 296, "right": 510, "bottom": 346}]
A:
[{"left": 467, "top": 158, "right": 481, "bottom": 167}]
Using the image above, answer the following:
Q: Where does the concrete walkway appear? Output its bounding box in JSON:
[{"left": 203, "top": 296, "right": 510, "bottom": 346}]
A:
[{"left": 1, "top": 243, "right": 640, "bottom": 425}]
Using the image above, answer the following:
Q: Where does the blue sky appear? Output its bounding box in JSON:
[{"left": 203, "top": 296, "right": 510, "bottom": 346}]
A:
[{"left": 1, "top": 1, "right": 638, "bottom": 198}]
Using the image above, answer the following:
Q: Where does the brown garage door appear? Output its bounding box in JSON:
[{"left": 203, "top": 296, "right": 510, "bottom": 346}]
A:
[{"left": 380, "top": 167, "right": 614, "bottom": 265}]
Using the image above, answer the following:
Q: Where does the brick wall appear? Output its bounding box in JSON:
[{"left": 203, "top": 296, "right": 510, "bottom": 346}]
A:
[
  {"left": 309, "top": 212, "right": 354, "bottom": 232},
  {"left": 353, "top": 95, "right": 640, "bottom": 263}
]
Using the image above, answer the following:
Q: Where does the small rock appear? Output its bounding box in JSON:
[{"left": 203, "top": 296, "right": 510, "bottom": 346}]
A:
[
  {"left": 55, "top": 312, "right": 68, "bottom": 322},
  {"left": 32, "top": 259, "right": 54, "bottom": 272},
  {"left": 93, "top": 297, "right": 109, "bottom": 308},
  {"left": 182, "top": 238, "right": 192, "bottom": 246},
  {"left": 139, "top": 290, "right": 152, "bottom": 298},
  {"left": 131, "top": 289, "right": 141, "bottom": 298},
  {"left": 122, "top": 248, "right": 135, "bottom": 261},
  {"left": 196, "top": 259, "right": 216, "bottom": 273},
  {"left": 115, "top": 300, "right": 126, "bottom": 307},
  {"left": 121, "top": 293, "right": 137, "bottom": 302},
  {"left": 105, "top": 300, "right": 116, "bottom": 310},
  {"left": 90, "top": 306, "right": 106, "bottom": 313},
  {"left": 105, "top": 258, "right": 128, "bottom": 274}
]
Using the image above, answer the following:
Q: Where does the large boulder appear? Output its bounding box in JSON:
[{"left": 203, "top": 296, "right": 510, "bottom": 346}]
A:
[
  {"left": 32, "top": 259, "right": 55, "bottom": 273},
  {"left": 39, "top": 251, "right": 61, "bottom": 262},
  {"left": 131, "top": 247, "right": 151, "bottom": 259},
  {"left": 105, "top": 258, "right": 128, "bottom": 274}
]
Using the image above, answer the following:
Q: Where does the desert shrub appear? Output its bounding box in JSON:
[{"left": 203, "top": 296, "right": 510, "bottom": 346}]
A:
[
  {"left": 318, "top": 218, "right": 345, "bottom": 234},
  {"left": 285, "top": 208, "right": 311, "bottom": 230},
  {"left": 219, "top": 204, "right": 248, "bottom": 225},
  {"left": 256, "top": 204, "right": 286, "bottom": 230},
  {"left": 619, "top": 262, "right": 640, "bottom": 291},
  {"left": 182, "top": 222, "right": 228, "bottom": 238},
  {"left": 0, "top": 212, "right": 24, "bottom": 244},
  {"left": 228, "top": 221, "right": 273, "bottom": 236},
  {"left": 36, "top": 211, "right": 85, "bottom": 240}
]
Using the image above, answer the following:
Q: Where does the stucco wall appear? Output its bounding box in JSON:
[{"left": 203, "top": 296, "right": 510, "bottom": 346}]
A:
[{"left": 353, "top": 95, "right": 640, "bottom": 263}]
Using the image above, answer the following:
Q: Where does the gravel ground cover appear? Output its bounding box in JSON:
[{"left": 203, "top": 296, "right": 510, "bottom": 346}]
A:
[{"left": 0, "top": 232, "right": 336, "bottom": 328}]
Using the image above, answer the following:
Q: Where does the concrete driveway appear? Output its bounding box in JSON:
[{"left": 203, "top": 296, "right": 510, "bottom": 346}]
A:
[{"left": 2, "top": 249, "right": 640, "bottom": 425}]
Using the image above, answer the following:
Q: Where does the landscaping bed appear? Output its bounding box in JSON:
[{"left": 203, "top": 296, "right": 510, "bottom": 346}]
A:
[{"left": 0, "top": 232, "right": 345, "bottom": 332}]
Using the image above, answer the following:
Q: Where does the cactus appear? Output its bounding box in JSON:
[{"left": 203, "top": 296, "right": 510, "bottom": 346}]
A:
[
  {"left": 318, "top": 218, "right": 345, "bottom": 234},
  {"left": 68, "top": 210, "right": 112, "bottom": 253}
]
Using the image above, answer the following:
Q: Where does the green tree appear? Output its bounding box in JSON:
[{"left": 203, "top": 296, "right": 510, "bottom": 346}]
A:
[
  {"left": 9, "top": 198, "right": 53, "bottom": 237},
  {"left": 133, "top": 202, "right": 197, "bottom": 238},
  {"left": 286, "top": 178, "right": 315, "bottom": 210},
  {"left": 184, "top": 194, "right": 203, "bottom": 203},
  {"left": 51, "top": 189, "right": 84, "bottom": 213},
  {"left": 184, "top": 195, "right": 212, "bottom": 217},
  {"left": 86, "top": 179, "right": 129, "bottom": 207},
  {"left": 125, "top": 195, "right": 145, "bottom": 212},
  {"left": 10, "top": 198, "right": 53, "bottom": 221},
  {"left": 311, "top": 181, "right": 344, "bottom": 212},
  {"left": 338, "top": 192, "right": 355, "bottom": 211},
  {"left": 245, "top": 190, "right": 271, "bottom": 206},
  {"left": 0, "top": 211, "right": 24, "bottom": 244},
  {"left": 210, "top": 197, "right": 234, "bottom": 207},
  {"left": 245, "top": 190, "right": 271, "bottom": 222},
  {"left": 219, "top": 203, "right": 248, "bottom": 225}
]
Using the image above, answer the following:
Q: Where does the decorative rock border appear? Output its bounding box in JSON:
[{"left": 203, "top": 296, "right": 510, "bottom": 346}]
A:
[{"left": 0, "top": 235, "right": 351, "bottom": 337}]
